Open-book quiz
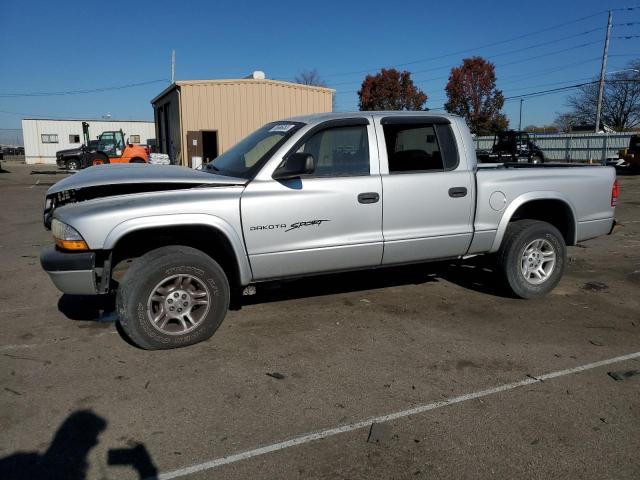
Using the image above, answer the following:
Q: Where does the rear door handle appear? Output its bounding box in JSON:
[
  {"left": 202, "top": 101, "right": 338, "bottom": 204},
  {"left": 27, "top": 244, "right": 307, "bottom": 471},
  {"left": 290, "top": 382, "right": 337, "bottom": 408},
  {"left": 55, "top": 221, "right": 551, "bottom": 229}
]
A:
[
  {"left": 358, "top": 192, "right": 380, "bottom": 204},
  {"left": 448, "top": 187, "right": 468, "bottom": 198}
]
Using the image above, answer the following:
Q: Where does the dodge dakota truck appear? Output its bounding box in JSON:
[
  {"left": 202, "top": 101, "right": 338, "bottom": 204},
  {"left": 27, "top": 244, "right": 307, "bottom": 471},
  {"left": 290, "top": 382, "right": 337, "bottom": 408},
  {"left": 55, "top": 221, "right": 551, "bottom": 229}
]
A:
[{"left": 40, "top": 112, "right": 618, "bottom": 350}]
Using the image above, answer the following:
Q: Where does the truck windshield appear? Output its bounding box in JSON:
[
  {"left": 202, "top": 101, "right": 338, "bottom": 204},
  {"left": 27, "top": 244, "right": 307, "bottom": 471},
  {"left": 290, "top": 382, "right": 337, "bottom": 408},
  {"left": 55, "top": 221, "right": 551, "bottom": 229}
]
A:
[{"left": 205, "top": 122, "right": 303, "bottom": 178}]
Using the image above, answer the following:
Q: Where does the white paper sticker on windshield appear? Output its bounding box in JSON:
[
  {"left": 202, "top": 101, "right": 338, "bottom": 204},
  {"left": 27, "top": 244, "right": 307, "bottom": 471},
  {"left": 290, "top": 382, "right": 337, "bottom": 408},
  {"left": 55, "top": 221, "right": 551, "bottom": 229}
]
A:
[{"left": 269, "top": 124, "right": 295, "bottom": 133}]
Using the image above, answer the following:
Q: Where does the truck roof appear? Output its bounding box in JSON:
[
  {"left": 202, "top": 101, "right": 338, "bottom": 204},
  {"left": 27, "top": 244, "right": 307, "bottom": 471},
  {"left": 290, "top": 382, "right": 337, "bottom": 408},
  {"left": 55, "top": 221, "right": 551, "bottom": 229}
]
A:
[{"left": 285, "top": 111, "right": 461, "bottom": 124}]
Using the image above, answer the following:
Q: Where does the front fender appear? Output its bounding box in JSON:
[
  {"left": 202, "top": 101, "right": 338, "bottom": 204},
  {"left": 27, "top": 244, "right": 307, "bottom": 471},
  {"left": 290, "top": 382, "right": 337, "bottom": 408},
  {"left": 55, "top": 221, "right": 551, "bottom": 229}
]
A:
[
  {"left": 489, "top": 191, "right": 578, "bottom": 253},
  {"left": 103, "top": 213, "right": 252, "bottom": 285}
]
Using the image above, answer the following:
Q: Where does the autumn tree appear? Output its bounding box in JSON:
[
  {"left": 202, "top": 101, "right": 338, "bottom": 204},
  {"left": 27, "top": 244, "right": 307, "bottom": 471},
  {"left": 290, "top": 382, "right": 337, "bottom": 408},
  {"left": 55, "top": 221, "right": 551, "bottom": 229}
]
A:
[
  {"left": 445, "top": 57, "right": 508, "bottom": 135},
  {"left": 358, "top": 68, "right": 427, "bottom": 111}
]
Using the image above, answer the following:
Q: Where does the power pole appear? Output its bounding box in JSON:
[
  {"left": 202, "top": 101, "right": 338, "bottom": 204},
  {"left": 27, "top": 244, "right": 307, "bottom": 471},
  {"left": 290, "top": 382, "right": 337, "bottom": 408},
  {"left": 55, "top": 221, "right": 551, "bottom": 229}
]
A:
[
  {"left": 171, "top": 50, "right": 176, "bottom": 84},
  {"left": 519, "top": 98, "right": 523, "bottom": 130},
  {"left": 595, "top": 10, "right": 612, "bottom": 133}
]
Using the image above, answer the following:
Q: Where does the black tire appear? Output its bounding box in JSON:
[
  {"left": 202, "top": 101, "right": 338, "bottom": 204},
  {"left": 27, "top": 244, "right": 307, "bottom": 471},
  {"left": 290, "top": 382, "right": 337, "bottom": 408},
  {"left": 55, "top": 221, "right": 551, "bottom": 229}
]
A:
[
  {"left": 65, "top": 158, "right": 80, "bottom": 170},
  {"left": 116, "top": 246, "right": 230, "bottom": 350},
  {"left": 90, "top": 153, "right": 110, "bottom": 166},
  {"left": 497, "top": 220, "right": 566, "bottom": 299},
  {"left": 129, "top": 157, "right": 146, "bottom": 163}
]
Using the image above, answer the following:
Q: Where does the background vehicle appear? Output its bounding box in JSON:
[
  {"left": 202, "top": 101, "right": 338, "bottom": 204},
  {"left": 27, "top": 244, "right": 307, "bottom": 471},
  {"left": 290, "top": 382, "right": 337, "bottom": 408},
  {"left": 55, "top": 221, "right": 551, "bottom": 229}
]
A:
[
  {"left": 477, "top": 130, "right": 545, "bottom": 164},
  {"left": 617, "top": 134, "right": 640, "bottom": 173},
  {"left": 40, "top": 112, "right": 616, "bottom": 350},
  {"left": 88, "top": 129, "right": 148, "bottom": 166},
  {"left": 56, "top": 140, "right": 100, "bottom": 170},
  {"left": 55, "top": 122, "right": 148, "bottom": 170}
]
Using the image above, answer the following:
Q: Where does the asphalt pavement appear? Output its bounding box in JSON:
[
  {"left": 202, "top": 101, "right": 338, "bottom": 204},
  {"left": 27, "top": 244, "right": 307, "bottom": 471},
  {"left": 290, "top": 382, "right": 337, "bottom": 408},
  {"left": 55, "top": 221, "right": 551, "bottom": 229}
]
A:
[{"left": 1, "top": 163, "right": 639, "bottom": 479}]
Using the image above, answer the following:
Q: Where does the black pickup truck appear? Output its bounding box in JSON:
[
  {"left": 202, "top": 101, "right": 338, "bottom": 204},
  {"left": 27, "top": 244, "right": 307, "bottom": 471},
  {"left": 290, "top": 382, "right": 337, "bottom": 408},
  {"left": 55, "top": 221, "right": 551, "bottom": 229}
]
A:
[
  {"left": 56, "top": 140, "right": 100, "bottom": 170},
  {"left": 477, "top": 130, "right": 545, "bottom": 164}
]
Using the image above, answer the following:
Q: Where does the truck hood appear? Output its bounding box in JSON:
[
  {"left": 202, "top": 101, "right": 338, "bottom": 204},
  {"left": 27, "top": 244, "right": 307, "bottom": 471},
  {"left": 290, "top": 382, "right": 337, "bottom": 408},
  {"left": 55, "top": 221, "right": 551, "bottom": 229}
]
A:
[
  {"left": 48, "top": 163, "right": 247, "bottom": 195},
  {"left": 43, "top": 164, "right": 248, "bottom": 229},
  {"left": 56, "top": 147, "right": 83, "bottom": 156}
]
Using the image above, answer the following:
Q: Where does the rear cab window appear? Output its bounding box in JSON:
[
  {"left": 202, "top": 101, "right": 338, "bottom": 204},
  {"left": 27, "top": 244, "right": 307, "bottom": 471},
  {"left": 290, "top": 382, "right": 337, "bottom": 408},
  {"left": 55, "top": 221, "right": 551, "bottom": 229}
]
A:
[{"left": 381, "top": 118, "right": 459, "bottom": 173}]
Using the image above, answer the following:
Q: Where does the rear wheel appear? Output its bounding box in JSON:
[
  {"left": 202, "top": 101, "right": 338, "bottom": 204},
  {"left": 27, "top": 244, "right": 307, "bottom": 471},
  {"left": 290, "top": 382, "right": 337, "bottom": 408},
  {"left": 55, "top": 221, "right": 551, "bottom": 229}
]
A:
[
  {"left": 116, "top": 246, "right": 230, "bottom": 350},
  {"left": 497, "top": 220, "right": 566, "bottom": 298}
]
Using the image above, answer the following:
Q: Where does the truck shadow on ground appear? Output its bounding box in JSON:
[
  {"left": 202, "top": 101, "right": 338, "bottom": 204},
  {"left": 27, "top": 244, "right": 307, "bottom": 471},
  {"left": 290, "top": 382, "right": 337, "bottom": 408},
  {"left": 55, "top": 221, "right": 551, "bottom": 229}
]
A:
[
  {"left": 0, "top": 410, "right": 158, "bottom": 480},
  {"left": 240, "top": 256, "right": 511, "bottom": 307},
  {"left": 56, "top": 257, "right": 511, "bottom": 324}
]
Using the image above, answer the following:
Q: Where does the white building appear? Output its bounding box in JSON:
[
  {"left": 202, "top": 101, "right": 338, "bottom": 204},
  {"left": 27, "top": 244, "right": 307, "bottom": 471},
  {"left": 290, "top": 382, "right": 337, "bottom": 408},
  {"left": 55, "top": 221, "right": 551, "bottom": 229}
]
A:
[{"left": 21, "top": 118, "right": 156, "bottom": 164}]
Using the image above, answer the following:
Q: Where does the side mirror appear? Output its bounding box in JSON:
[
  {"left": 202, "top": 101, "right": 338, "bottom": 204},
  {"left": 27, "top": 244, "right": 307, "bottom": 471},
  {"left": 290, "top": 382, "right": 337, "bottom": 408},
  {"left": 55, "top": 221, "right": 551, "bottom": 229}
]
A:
[{"left": 273, "top": 153, "right": 315, "bottom": 180}]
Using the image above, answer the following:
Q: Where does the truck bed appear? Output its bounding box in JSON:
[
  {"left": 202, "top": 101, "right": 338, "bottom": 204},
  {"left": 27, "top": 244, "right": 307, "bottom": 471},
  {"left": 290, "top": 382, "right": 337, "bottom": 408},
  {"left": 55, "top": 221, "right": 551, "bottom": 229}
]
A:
[{"left": 470, "top": 163, "right": 616, "bottom": 254}]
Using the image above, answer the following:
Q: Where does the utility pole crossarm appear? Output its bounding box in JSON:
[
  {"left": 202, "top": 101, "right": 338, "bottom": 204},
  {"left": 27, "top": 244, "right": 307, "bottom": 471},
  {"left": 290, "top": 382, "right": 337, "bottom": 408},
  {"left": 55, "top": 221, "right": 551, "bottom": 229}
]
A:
[{"left": 595, "top": 11, "right": 612, "bottom": 133}]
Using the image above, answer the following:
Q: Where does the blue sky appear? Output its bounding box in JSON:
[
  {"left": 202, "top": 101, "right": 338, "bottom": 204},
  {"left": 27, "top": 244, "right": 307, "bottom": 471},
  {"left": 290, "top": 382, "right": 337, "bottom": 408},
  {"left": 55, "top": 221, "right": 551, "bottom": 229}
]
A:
[{"left": 1, "top": 0, "right": 638, "bottom": 144}]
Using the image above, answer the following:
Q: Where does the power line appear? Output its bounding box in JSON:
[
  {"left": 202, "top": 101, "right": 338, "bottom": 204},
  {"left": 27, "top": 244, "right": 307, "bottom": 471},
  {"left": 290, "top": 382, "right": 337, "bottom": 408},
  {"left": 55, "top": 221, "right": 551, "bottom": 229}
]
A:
[
  {"left": 303, "top": 10, "right": 614, "bottom": 80},
  {"left": 331, "top": 27, "right": 604, "bottom": 88},
  {"left": 0, "top": 109, "right": 96, "bottom": 118},
  {"left": 333, "top": 41, "right": 604, "bottom": 94},
  {"left": 0, "top": 79, "right": 168, "bottom": 98}
]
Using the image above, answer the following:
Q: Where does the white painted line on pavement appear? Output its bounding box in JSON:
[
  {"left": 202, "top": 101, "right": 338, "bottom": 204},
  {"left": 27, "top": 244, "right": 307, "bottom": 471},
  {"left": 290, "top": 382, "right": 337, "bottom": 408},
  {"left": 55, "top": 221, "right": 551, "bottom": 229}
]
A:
[{"left": 155, "top": 350, "right": 640, "bottom": 480}]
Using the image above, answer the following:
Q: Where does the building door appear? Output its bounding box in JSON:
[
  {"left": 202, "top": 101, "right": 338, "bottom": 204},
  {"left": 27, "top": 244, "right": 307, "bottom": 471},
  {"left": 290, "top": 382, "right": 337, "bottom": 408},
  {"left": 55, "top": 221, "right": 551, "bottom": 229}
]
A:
[
  {"left": 201, "top": 131, "right": 219, "bottom": 164},
  {"left": 186, "top": 131, "right": 203, "bottom": 168}
]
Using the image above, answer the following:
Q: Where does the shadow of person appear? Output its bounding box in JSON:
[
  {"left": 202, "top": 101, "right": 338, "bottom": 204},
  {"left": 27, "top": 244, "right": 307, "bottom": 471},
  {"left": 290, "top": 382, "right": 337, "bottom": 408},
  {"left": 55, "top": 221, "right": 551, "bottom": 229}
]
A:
[
  {"left": 0, "top": 410, "right": 106, "bottom": 480},
  {"left": 0, "top": 410, "right": 159, "bottom": 479},
  {"left": 108, "top": 443, "right": 158, "bottom": 479}
]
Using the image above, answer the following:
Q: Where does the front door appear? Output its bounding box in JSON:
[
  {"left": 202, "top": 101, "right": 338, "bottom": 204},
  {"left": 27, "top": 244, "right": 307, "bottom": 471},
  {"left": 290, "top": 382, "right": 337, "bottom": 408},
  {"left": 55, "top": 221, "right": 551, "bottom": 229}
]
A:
[
  {"left": 242, "top": 120, "right": 383, "bottom": 280},
  {"left": 376, "top": 117, "right": 475, "bottom": 265},
  {"left": 186, "top": 131, "right": 203, "bottom": 168}
]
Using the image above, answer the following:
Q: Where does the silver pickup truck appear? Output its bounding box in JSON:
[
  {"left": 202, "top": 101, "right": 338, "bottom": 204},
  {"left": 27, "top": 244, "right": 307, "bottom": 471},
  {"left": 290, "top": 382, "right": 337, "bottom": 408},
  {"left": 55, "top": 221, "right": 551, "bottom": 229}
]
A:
[{"left": 40, "top": 112, "right": 618, "bottom": 349}]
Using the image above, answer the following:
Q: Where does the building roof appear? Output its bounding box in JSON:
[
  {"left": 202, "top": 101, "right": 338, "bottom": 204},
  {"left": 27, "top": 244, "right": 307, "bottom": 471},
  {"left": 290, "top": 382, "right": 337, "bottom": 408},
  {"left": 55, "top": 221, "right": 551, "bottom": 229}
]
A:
[{"left": 150, "top": 78, "right": 335, "bottom": 105}]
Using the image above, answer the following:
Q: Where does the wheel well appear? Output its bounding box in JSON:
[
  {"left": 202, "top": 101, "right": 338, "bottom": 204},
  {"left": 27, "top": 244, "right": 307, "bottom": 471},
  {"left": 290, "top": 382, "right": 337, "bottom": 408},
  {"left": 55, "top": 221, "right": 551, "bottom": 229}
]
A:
[
  {"left": 510, "top": 199, "right": 575, "bottom": 245},
  {"left": 129, "top": 157, "right": 145, "bottom": 163},
  {"left": 110, "top": 225, "right": 241, "bottom": 287}
]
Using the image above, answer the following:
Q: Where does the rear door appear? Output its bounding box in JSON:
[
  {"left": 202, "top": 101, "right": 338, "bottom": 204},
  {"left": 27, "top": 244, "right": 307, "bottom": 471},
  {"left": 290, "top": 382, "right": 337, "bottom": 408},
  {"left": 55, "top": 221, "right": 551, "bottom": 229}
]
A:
[
  {"left": 376, "top": 116, "right": 475, "bottom": 265},
  {"left": 241, "top": 118, "right": 384, "bottom": 280}
]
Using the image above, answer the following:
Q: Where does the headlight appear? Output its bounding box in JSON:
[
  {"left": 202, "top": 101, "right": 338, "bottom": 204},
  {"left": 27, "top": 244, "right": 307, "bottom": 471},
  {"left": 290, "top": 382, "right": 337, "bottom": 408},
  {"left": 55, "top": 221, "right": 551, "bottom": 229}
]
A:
[{"left": 51, "top": 219, "right": 88, "bottom": 251}]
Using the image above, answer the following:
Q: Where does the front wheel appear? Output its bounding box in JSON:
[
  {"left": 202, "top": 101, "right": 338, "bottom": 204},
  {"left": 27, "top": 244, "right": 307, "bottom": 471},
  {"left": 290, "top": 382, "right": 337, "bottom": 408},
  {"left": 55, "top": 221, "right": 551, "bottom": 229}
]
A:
[
  {"left": 497, "top": 220, "right": 566, "bottom": 299},
  {"left": 65, "top": 158, "right": 80, "bottom": 170},
  {"left": 116, "top": 246, "right": 230, "bottom": 349}
]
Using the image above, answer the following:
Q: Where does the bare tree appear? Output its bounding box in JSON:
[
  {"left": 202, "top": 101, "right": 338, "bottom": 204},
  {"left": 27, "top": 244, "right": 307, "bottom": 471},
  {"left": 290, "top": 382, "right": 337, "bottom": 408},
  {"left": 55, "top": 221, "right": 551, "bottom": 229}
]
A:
[
  {"left": 553, "top": 113, "right": 578, "bottom": 133},
  {"left": 561, "top": 60, "right": 640, "bottom": 130},
  {"left": 294, "top": 69, "right": 328, "bottom": 87}
]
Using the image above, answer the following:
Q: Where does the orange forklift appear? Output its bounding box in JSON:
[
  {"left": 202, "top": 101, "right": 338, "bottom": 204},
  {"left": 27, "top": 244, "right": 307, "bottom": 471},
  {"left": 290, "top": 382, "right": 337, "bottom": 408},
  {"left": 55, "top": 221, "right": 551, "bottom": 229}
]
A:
[{"left": 81, "top": 122, "right": 149, "bottom": 167}]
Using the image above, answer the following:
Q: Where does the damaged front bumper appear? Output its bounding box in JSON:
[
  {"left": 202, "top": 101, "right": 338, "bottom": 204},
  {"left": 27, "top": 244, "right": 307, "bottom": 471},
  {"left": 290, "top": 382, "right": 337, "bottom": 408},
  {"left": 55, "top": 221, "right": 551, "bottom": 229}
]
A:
[{"left": 40, "top": 245, "right": 98, "bottom": 295}]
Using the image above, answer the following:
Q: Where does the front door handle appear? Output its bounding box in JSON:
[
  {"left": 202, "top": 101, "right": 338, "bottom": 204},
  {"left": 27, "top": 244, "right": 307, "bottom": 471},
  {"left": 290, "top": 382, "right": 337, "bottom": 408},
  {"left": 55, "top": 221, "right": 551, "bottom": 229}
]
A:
[
  {"left": 358, "top": 192, "right": 380, "bottom": 204},
  {"left": 448, "top": 187, "right": 468, "bottom": 198}
]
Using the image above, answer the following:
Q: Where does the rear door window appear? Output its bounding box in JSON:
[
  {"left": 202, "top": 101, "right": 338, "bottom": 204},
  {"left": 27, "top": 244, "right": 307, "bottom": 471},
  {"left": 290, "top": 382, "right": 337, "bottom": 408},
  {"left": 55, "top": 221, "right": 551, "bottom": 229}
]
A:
[{"left": 383, "top": 123, "right": 458, "bottom": 173}]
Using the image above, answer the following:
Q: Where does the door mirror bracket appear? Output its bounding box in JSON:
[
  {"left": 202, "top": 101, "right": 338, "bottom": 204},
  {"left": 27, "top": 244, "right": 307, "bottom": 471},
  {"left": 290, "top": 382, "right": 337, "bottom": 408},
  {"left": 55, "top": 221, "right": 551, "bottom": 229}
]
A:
[{"left": 273, "top": 153, "right": 315, "bottom": 180}]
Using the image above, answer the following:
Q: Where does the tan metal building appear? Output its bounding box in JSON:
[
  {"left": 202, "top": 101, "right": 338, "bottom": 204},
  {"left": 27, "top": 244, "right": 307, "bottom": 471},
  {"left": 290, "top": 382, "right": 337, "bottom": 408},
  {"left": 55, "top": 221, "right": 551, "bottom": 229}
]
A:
[{"left": 150, "top": 77, "right": 334, "bottom": 167}]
